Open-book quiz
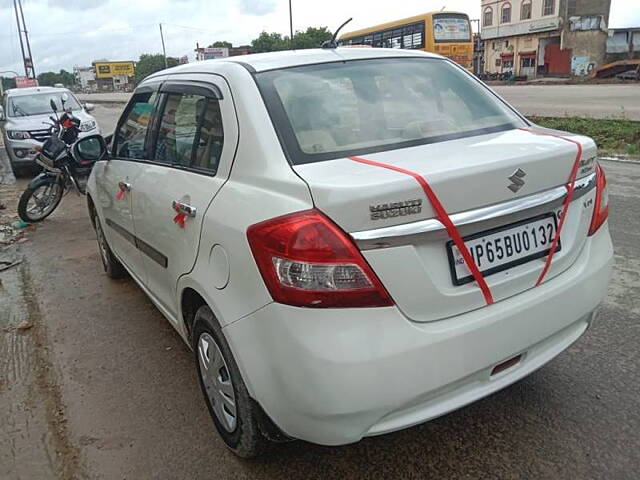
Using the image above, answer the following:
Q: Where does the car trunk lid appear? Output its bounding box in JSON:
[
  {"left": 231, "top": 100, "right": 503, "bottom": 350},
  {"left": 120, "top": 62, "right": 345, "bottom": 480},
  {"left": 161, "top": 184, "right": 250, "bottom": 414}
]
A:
[{"left": 293, "top": 128, "right": 598, "bottom": 322}]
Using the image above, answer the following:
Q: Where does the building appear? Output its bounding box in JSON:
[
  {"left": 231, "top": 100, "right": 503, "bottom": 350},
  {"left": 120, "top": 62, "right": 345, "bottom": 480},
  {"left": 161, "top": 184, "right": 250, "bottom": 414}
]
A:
[
  {"left": 194, "top": 45, "right": 252, "bottom": 61},
  {"left": 606, "top": 27, "right": 640, "bottom": 63},
  {"left": 481, "top": 0, "right": 612, "bottom": 78},
  {"left": 74, "top": 66, "right": 96, "bottom": 92}
]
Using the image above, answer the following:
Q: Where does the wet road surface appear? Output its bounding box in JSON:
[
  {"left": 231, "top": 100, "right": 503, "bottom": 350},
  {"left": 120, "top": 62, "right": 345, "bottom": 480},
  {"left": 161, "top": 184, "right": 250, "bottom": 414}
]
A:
[{"left": 1, "top": 160, "right": 638, "bottom": 479}]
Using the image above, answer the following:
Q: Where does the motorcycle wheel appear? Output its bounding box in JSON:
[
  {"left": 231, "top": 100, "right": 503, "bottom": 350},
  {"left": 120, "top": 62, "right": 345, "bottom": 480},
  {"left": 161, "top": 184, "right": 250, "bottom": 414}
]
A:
[{"left": 18, "top": 179, "right": 64, "bottom": 223}]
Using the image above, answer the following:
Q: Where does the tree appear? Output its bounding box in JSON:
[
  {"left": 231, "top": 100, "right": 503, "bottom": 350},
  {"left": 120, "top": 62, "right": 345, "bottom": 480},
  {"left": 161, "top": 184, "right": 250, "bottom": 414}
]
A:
[
  {"left": 208, "top": 41, "right": 233, "bottom": 48},
  {"left": 292, "top": 27, "right": 332, "bottom": 49},
  {"left": 37, "top": 69, "right": 76, "bottom": 87},
  {"left": 251, "top": 31, "right": 289, "bottom": 53},
  {"left": 134, "top": 54, "right": 179, "bottom": 84},
  {"left": 58, "top": 69, "right": 75, "bottom": 86},
  {"left": 1, "top": 77, "right": 16, "bottom": 91},
  {"left": 250, "top": 27, "right": 333, "bottom": 53}
]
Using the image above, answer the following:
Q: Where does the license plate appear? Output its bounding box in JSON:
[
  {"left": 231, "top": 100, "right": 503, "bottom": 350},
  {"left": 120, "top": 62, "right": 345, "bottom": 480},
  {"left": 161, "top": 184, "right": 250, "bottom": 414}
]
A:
[{"left": 447, "top": 213, "right": 561, "bottom": 286}]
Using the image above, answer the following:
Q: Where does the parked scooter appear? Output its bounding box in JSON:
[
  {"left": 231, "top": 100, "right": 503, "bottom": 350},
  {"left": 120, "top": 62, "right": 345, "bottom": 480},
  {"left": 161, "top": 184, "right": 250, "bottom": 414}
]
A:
[{"left": 17, "top": 96, "right": 104, "bottom": 223}]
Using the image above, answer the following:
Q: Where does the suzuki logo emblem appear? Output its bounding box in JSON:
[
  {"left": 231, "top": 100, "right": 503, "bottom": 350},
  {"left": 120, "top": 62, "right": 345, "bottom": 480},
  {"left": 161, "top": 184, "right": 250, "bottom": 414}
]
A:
[{"left": 507, "top": 168, "right": 527, "bottom": 193}]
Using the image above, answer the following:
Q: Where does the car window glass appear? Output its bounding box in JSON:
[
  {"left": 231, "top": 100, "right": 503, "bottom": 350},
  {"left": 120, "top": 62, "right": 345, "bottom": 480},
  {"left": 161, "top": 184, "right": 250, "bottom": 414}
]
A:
[
  {"left": 114, "top": 91, "right": 157, "bottom": 159},
  {"left": 155, "top": 92, "right": 224, "bottom": 173},
  {"left": 7, "top": 92, "right": 81, "bottom": 117},
  {"left": 258, "top": 58, "right": 525, "bottom": 164},
  {"left": 282, "top": 76, "right": 360, "bottom": 154}
]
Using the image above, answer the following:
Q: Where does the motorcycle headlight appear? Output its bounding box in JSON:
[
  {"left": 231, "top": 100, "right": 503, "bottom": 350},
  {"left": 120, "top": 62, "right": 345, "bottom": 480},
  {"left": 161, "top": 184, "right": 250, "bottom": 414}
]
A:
[
  {"left": 7, "top": 130, "right": 31, "bottom": 140},
  {"left": 80, "top": 120, "right": 97, "bottom": 132}
]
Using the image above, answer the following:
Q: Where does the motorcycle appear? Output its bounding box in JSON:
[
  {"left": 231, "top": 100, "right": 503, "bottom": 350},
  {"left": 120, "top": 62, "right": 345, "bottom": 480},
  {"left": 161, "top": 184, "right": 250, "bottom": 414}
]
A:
[{"left": 18, "top": 96, "right": 97, "bottom": 223}]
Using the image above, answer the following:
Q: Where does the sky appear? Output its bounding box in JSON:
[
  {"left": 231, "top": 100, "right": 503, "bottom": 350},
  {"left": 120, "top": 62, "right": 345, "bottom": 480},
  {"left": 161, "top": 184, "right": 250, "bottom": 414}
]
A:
[{"left": 1, "top": 0, "right": 639, "bottom": 75}]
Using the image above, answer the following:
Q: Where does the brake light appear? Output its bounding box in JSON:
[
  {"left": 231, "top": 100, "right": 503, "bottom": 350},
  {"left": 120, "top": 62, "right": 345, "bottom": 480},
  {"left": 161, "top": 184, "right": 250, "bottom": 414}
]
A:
[
  {"left": 588, "top": 163, "right": 609, "bottom": 236},
  {"left": 247, "top": 209, "right": 394, "bottom": 308}
]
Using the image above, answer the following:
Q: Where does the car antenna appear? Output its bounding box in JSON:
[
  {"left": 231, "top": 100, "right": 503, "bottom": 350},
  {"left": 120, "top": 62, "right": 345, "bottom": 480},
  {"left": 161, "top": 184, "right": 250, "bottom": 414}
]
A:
[{"left": 321, "top": 18, "right": 353, "bottom": 49}]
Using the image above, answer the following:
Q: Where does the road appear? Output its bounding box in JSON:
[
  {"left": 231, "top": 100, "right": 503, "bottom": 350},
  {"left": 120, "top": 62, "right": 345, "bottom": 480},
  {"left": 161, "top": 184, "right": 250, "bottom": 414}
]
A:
[
  {"left": 1, "top": 159, "right": 638, "bottom": 479},
  {"left": 92, "top": 104, "right": 122, "bottom": 136},
  {"left": 80, "top": 83, "right": 640, "bottom": 122},
  {"left": 492, "top": 84, "right": 640, "bottom": 120}
]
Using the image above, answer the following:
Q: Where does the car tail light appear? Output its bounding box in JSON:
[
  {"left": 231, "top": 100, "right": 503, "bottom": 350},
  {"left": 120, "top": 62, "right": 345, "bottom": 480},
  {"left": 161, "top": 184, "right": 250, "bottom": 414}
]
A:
[
  {"left": 247, "top": 209, "right": 394, "bottom": 308},
  {"left": 588, "top": 163, "right": 609, "bottom": 236}
]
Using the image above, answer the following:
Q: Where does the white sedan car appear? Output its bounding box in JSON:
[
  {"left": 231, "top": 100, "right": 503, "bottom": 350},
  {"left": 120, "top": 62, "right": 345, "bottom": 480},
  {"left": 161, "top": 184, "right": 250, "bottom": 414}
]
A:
[{"left": 80, "top": 48, "right": 613, "bottom": 457}]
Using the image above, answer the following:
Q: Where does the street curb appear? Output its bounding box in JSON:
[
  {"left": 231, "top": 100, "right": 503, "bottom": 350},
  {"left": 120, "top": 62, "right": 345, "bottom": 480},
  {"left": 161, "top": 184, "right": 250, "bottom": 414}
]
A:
[
  {"left": 600, "top": 156, "right": 640, "bottom": 164},
  {"left": 84, "top": 100, "right": 128, "bottom": 105}
]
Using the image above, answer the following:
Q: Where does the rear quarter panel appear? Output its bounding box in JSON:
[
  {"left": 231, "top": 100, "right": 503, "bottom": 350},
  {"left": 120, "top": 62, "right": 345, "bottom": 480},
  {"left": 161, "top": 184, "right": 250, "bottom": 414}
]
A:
[{"left": 177, "top": 63, "right": 314, "bottom": 329}]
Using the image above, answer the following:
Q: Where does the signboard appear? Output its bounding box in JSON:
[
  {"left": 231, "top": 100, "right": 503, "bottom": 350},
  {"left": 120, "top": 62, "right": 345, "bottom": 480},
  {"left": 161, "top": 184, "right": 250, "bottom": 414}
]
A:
[
  {"left": 529, "top": 18, "right": 561, "bottom": 32},
  {"left": 203, "top": 47, "right": 229, "bottom": 60},
  {"left": 15, "top": 76, "right": 39, "bottom": 88},
  {"left": 94, "top": 61, "right": 135, "bottom": 79},
  {"left": 433, "top": 16, "right": 471, "bottom": 42}
]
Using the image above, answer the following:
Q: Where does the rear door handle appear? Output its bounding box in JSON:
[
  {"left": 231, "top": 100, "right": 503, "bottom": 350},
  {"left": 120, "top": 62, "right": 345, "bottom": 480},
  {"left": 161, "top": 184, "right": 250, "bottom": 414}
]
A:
[
  {"left": 172, "top": 200, "right": 196, "bottom": 218},
  {"left": 118, "top": 181, "right": 131, "bottom": 192}
]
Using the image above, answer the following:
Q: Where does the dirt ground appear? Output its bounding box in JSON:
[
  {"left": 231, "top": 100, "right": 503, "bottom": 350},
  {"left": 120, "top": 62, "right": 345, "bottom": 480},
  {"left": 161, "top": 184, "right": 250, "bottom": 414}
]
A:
[{"left": 0, "top": 160, "right": 639, "bottom": 479}]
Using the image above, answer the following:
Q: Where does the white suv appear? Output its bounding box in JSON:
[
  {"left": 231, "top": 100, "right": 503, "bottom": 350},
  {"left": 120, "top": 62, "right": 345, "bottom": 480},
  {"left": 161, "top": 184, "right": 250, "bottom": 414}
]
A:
[
  {"left": 81, "top": 48, "right": 613, "bottom": 457},
  {"left": 1, "top": 86, "right": 99, "bottom": 173}
]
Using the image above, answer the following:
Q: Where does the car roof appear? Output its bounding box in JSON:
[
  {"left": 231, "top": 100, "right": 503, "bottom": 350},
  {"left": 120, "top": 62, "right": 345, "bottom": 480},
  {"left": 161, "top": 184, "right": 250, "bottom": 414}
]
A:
[
  {"left": 147, "top": 47, "right": 442, "bottom": 81},
  {"left": 6, "top": 86, "right": 70, "bottom": 97}
]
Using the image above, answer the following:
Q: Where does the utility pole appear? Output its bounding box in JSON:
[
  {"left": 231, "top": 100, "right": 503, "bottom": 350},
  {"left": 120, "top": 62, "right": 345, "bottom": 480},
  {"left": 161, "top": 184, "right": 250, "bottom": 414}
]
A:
[
  {"left": 13, "top": 0, "right": 27, "bottom": 77},
  {"left": 18, "top": 0, "right": 35, "bottom": 78},
  {"left": 13, "top": 0, "right": 35, "bottom": 79},
  {"left": 289, "top": 0, "right": 294, "bottom": 49},
  {"left": 159, "top": 23, "right": 168, "bottom": 69}
]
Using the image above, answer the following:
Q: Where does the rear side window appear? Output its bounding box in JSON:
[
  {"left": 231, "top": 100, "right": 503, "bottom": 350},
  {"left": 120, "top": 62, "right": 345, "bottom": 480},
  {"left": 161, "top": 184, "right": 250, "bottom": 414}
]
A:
[
  {"left": 154, "top": 93, "right": 224, "bottom": 174},
  {"left": 114, "top": 91, "right": 158, "bottom": 159},
  {"left": 256, "top": 58, "right": 526, "bottom": 165}
]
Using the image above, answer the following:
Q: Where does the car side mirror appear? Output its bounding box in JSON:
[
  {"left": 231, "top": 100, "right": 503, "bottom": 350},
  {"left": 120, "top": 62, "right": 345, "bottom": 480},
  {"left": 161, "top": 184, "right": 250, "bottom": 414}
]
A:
[
  {"left": 73, "top": 134, "right": 108, "bottom": 163},
  {"left": 50, "top": 99, "right": 58, "bottom": 112},
  {"left": 84, "top": 103, "right": 95, "bottom": 112}
]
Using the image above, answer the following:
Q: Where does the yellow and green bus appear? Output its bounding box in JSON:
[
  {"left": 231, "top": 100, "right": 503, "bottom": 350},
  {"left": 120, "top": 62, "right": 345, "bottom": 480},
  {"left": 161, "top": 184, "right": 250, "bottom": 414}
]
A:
[{"left": 338, "top": 12, "right": 473, "bottom": 70}]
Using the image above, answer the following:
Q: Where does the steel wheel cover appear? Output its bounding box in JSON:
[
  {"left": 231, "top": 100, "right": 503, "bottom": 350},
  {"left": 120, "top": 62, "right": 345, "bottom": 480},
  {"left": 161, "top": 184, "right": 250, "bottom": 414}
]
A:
[
  {"left": 197, "top": 332, "right": 237, "bottom": 432},
  {"left": 95, "top": 219, "right": 110, "bottom": 268}
]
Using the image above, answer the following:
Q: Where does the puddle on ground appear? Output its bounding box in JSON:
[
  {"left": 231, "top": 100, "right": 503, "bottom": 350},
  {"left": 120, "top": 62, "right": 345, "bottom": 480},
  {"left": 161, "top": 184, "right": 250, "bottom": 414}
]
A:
[{"left": 0, "top": 251, "right": 58, "bottom": 479}]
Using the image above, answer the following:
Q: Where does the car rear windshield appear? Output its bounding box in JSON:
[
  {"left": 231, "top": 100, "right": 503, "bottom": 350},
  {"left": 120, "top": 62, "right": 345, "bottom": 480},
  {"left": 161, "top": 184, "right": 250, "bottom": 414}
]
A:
[
  {"left": 7, "top": 92, "right": 81, "bottom": 117},
  {"left": 256, "top": 57, "right": 527, "bottom": 165}
]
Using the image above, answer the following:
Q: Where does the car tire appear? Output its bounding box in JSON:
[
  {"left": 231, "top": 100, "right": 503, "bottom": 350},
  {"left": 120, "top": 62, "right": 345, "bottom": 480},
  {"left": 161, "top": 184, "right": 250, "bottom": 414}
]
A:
[
  {"left": 192, "top": 305, "right": 271, "bottom": 458},
  {"left": 92, "top": 211, "right": 127, "bottom": 279}
]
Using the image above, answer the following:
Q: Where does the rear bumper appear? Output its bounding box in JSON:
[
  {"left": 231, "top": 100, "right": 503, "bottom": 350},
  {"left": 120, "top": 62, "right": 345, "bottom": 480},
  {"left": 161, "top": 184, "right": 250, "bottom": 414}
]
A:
[{"left": 224, "top": 226, "right": 613, "bottom": 446}]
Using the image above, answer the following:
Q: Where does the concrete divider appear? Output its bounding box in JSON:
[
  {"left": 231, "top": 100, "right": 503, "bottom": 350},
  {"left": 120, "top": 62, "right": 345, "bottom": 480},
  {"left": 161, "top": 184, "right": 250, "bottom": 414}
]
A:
[{"left": 76, "top": 93, "right": 131, "bottom": 105}]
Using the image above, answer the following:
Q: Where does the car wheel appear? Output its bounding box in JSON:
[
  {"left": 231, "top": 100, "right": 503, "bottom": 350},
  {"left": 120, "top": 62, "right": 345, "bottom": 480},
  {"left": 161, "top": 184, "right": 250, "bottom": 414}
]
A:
[
  {"left": 192, "top": 305, "right": 270, "bottom": 458},
  {"left": 93, "top": 211, "right": 127, "bottom": 279}
]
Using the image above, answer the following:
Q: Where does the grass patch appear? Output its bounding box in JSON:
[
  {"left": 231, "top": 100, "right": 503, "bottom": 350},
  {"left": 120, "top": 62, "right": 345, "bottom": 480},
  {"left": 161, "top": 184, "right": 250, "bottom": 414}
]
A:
[{"left": 529, "top": 116, "right": 640, "bottom": 156}]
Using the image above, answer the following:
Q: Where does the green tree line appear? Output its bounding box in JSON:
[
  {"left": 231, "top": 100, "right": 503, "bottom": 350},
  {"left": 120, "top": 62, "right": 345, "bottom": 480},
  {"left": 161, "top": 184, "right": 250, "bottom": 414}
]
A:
[
  {"left": 1, "top": 77, "right": 16, "bottom": 90},
  {"left": 134, "top": 27, "right": 331, "bottom": 83},
  {"left": 37, "top": 69, "right": 75, "bottom": 87}
]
